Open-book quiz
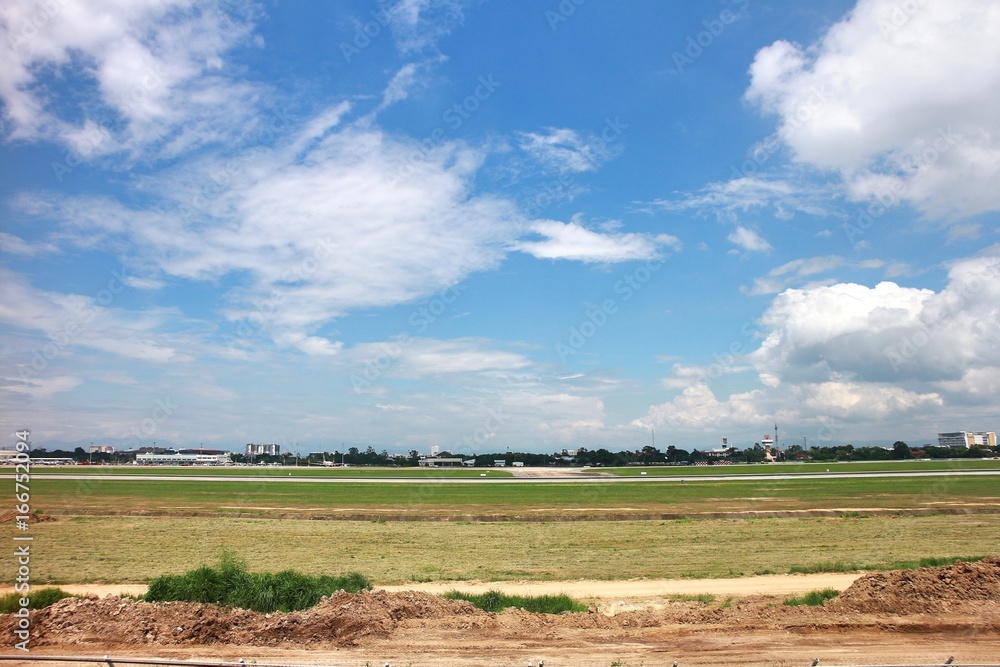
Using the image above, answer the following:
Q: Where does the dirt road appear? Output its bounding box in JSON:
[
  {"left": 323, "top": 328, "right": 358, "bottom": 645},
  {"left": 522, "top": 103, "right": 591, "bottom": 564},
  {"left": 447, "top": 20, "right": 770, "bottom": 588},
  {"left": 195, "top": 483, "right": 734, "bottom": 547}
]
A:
[
  {"left": 378, "top": 573, "right": 863, "bottom": 598},
  {"left": 4, "top": 572, "right": 862, "bottom": 602}
]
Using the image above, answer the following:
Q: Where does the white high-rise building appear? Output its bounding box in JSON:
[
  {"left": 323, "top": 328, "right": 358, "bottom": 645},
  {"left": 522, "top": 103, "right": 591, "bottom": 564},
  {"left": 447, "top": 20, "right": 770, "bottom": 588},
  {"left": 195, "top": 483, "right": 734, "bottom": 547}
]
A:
[{"left": 937, "top": 431, "right": 996, "bottom": 448}]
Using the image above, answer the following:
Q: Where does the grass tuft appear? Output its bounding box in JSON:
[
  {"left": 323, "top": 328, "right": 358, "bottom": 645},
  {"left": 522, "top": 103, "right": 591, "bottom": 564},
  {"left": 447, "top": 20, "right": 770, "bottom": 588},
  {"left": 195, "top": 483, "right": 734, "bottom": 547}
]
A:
[
  {"left": 789, "top": 554, "right": 989, "bottom": 575},
  {"left": 144, "top": 553, "right": 371, "bottom": 612},
  {"left": 0, "top": 588, "right": 76, "bottom": 613},
  {"left": 444, "top": 589, "right": 587, "bottom": 614},
  {"left": 783, "top": 588, "right": 839, "bottom": 606}
]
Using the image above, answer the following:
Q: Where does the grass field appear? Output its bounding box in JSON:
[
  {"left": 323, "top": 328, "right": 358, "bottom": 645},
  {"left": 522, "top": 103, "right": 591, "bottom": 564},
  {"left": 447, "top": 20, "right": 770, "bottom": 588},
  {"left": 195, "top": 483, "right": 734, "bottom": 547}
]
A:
[
  {"left": 7, "top": 514, "right": 998, "bottom": 585},
  {"left": 603, "top": 459, "right": 1000, "bottom": 476},
  {"left": 13, "top": 466, "right": 999, "bottom": 588},
  {"left": 28, "top": 466, "right": 513, "bottom": 478},
  {"left": 28, "top": 474, "right": 1000, "bottom": 518}
]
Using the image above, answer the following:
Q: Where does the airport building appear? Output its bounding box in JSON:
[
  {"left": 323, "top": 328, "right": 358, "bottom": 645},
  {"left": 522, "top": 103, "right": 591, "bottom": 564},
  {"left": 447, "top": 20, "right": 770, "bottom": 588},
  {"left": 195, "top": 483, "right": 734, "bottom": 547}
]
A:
[
  {"left": 135, "top": 452, "right": 231, "bottom": 465},
  {"left": 937, "top": 431, "right": 997, "bottom": 449}
]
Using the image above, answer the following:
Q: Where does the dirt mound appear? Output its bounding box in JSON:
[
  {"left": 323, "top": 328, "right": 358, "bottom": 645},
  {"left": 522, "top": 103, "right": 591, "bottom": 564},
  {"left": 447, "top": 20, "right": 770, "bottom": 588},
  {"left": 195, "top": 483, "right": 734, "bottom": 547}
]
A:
[
  {"left": 833, "top": 557, "right": 1000, "bottom": 614},
  {"left": 2, "top": 590, "right": 480, "bottom": 647}
]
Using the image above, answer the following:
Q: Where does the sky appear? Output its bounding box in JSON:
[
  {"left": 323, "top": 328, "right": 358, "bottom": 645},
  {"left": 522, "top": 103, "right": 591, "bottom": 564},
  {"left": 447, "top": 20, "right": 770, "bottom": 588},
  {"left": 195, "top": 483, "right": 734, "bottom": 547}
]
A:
[{"left": 1, "top": 0, "right": 999, "bottom": 456}]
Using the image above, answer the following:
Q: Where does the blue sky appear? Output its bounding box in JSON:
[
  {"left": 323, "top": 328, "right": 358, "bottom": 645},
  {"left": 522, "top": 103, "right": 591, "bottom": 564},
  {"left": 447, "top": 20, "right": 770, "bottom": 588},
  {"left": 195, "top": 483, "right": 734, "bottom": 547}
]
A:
[{"left": 2, "top": 0, "right": 999, "bottom": 455}]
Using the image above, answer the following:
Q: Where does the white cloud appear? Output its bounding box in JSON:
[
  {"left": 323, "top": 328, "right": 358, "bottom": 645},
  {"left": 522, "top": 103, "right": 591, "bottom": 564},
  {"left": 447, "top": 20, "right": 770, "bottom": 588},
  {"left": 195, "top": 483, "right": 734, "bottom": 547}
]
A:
[
  {"left": 515, "top": 219, "right": 679, "bottom": 263},
  {"left": 0, "top": 267, "right": 188, "bottom": 365},
  {"left": 644, "top": 176, "right": 836, "bottom": 221},
  {"left": 796, "top": 379, "right": 942, "bottom": 420},
  {"left": 348, "top": 337, "right": 532, "bottom": 380},
  {"left": 746, "top": 0, "right": 1000, "bottom": 220},
  {"left": 727, "top": 226, "right": 772, "bottom": 253},
  {"left": 751, "top": 252, "right": 1000, "bottom": 388},
  {"left": 383, "top": 0, "right": 467, "bottom": 54},
  {"left": 517, "top": 127, "right": 619, "bottom": 174},
  {"left": 639, "top": 250, "right": 1000, "bottom": 438},
  {"left": 0, "top": 0, "right": 263, "bottom": 159},
  {"left": 1, "top": 374, "right": 82, "bottom": 399},
  {"left": 745, "top": 255, "right": 845, "bottom": 295},
  {"left": 636, "top": 384, "right": 768, "bottom": 431},
  {"left": 0, "top": 232, "right": 58, "bottom": 256}
]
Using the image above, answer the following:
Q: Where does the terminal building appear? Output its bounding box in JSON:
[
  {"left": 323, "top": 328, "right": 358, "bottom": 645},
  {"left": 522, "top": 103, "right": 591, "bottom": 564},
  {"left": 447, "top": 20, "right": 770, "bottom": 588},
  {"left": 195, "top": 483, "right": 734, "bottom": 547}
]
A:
[
  {"left": 937, "top": 431, "right": 997, "bottom": 449},
  {"left": 135, "top": 452, "right": 231, "bottom": 465}
]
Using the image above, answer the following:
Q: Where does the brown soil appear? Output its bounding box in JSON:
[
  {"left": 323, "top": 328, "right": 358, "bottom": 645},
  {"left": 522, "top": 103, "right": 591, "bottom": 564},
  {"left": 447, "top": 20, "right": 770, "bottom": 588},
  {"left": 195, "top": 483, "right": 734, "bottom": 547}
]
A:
[
  {"left": 833, "top": 555, "right": 1000, "bottom": 614},
  {"left": 3, "top": 560, "right": 1000, "bottom": 665}
]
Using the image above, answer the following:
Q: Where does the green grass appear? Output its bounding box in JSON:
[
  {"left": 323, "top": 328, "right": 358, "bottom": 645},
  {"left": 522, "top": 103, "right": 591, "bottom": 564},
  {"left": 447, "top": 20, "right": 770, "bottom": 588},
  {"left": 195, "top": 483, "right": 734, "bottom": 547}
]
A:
[
  {"left": 143, "top": 555, "right": 371, "bottom": 612},
  {"left": 605, "top": 459, "right": 1000, "bottom": 476},
  {"left": 10, "top": 515, "right": 998, "bottom": 585},
  {"left": 788, "top": 555, "right": 987, "bottom": 574},
  {"left": 33, "top": 465, "right": 512, "bottom": 478},
  {"left": 444, "top": 589, "right": 587, "bottom": 614},
  {"left": 783, "top": 588, "right": 839, "bottom": 606},
  {"left": 0, "top": 588, "right": 76, "bottom": 613},
  {"left": 26, "top": 473, "right": 1000, "bottom": 520}
]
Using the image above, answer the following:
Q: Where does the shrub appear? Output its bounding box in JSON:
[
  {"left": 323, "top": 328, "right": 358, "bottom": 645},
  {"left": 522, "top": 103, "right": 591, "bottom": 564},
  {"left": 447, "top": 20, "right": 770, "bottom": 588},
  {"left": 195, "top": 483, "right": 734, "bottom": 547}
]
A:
[
  {"left": 0, "top": 588, "right": 75, "bottom": 613},
  {"left": 783, "top": 588, "right": 839, "bottom": 606},
  {"left": 144, "top": 554, "right": 371, "bottom": 612},
  {"left": 444, "top": 589, "right": 587, "bottom": 614}
]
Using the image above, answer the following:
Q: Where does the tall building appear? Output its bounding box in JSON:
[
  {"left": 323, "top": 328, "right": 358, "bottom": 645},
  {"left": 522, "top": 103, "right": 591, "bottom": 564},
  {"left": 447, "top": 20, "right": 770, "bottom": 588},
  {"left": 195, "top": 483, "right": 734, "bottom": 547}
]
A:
[
  {"left": 937, "top": 431, "right": 997, "bottom": 448},
  {"left": 245, "top": 443, "right": 280, "bottom": 456}
]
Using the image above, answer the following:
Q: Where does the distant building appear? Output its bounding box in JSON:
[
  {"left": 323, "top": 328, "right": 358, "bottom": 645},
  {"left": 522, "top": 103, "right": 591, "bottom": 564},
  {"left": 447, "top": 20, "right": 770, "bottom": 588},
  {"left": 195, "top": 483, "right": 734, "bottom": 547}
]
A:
[
  {"left": 246, "top": 443, "right": 280, "bottom": 456},
  {"left": 136, "top": 452, "right": 230, "bottom": 466},
  {"left": 938, "top": 431, "right": 997, "bottom": 449},
  {"left": 89, "top": 444, "right": 115, "bottom": 454},
  {"left": 418, "top": 456, "right": 465, "bottom": 467}
]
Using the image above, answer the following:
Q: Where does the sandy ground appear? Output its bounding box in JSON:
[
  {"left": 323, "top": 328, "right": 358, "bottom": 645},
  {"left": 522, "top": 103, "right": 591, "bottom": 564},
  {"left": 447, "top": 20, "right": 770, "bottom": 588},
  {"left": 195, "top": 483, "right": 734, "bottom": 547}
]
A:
[
  {"left": 378, "top": 573, "right": 864, "bottom": 598},
  {"left": 1, "top": 573, "right": 863, "bottom": 601}
]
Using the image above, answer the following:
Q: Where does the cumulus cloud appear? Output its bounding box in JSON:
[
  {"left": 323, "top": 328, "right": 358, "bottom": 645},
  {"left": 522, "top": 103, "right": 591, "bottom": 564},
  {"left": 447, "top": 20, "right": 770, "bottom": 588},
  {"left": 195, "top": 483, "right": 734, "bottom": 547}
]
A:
[
  {"left": 746, "top": 0, "right": 1000, "bottom": 220},
  {"left": 635, "top": 384, "right": 768, "bottom": 431},
  {"left": 639, "top": 250, "right": 1000, "bottom": 436}
]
